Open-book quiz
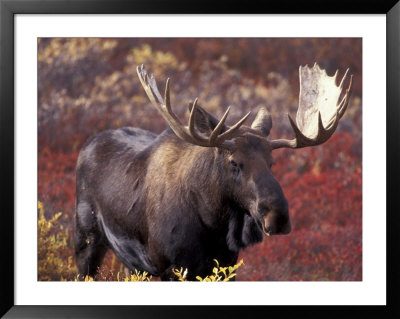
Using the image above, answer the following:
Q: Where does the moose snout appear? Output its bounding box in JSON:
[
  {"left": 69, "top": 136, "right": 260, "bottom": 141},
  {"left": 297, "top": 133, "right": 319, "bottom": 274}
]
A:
[{"left": 258, "top": 198, "right": 291, "bottom": 236}]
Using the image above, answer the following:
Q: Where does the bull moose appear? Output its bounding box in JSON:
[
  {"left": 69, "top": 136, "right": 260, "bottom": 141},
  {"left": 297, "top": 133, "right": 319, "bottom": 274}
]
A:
[{"left": 75, "top": 63, "right": 353, "bottom": 280}]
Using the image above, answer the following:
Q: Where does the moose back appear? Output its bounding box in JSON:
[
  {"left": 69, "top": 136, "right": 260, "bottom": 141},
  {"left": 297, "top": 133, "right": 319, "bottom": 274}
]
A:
[{"left": 75, "top": 64, "right": 352, "bottom": 280}]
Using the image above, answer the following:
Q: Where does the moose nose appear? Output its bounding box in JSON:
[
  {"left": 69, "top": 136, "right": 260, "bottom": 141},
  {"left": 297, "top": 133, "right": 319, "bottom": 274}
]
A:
[
  {"left": 258, "top": 198, "right": 291, "bottom": 235},
  {"left": 258, "top": 198, "right": 288, "bottom": 216}
]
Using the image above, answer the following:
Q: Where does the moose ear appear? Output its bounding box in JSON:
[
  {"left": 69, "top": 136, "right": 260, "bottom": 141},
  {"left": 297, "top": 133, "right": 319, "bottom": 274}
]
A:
[
  {"left": 188, "top": 102, "right": 228, "bottom": 134},
  {"left": 251, "top": 107, "right": 272, "bottom": 137}
]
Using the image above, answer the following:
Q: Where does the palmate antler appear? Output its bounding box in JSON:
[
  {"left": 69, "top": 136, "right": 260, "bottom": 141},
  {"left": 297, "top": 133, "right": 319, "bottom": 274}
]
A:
[
  {"left": 270, "top": 63, "right": 353, "bottom": 150},
  {"left": 137, "top": 65, "right": 250, "bottom": 149}
]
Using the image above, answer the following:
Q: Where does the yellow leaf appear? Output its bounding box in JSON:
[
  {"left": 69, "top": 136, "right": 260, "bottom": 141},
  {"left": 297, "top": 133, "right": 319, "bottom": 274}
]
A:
[
  {"left": 220, "top": 267, "right": 227, "bottom": 277},
  {"left": 213, "top": 259, "right": 219, "bottom": 267}
]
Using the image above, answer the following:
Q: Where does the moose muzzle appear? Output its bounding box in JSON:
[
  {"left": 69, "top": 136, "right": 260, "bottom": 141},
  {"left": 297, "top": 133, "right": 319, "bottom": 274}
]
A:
[{"left": 257, "top": 198, "right": 291, "bottom": 236}]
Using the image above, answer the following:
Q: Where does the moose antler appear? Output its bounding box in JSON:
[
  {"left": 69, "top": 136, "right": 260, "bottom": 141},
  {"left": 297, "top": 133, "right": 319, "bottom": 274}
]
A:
[
  {"left": 137, "top": 64, "right": 250, "bottom": 148},
  {"left": 270, "top": 63, "right": 353, "bottom": 150}
]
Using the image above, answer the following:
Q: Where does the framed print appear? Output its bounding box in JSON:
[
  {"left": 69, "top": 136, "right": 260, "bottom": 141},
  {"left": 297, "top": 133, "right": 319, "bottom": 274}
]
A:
[{"left": 1, "top": 0, "right": 399, "bottom": 318}]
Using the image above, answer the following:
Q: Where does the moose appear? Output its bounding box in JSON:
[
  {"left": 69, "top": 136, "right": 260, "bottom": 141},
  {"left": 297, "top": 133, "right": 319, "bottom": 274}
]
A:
[{"left": 75, "top": 63, "right": 353, "bottom": 280}]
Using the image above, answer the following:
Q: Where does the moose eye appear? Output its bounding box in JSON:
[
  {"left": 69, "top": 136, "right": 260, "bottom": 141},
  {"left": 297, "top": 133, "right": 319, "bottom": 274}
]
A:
[
  {"left": 230, "top": 160, "right": 242, "bottom": 177},
  {"left": 230, "top": 160, "right": 243, "bottom": 169}
]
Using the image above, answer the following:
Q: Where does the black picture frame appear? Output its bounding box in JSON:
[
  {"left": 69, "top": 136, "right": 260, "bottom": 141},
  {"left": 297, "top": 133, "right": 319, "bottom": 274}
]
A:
[{"left": 1, "top": 0, "right": 399, "bottom": 318}]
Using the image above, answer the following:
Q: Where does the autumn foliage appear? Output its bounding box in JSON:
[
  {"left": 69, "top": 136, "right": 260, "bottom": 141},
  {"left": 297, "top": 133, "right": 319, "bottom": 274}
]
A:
[{"left": 38, "top": 38, "right": 362, "bottom": 281}]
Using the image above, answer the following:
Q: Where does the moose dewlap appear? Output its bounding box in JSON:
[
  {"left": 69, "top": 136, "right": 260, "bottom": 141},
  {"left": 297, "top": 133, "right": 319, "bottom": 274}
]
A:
[{"left": 74, "top": 63, "right": 353, "bottom": 281}]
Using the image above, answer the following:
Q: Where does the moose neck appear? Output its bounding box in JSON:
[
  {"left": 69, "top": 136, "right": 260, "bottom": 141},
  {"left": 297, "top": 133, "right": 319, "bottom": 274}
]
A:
[
  {"left": 145, "top": 132, "right": 227, "bottom": 217},
  {"left": 173, "top": 142, "right": 225, "bottom": 208}
]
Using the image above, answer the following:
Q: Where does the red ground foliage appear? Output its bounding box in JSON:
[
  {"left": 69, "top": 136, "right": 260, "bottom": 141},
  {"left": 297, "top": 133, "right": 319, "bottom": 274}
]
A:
[{"left": 38, "top": 38, "right": 362, "bottom": 281}]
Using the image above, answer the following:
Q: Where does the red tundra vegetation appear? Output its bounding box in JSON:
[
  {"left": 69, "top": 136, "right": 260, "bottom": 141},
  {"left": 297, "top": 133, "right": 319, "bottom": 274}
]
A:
[{"left": 38, "top": 38, "right": 362, "bottom": 281}]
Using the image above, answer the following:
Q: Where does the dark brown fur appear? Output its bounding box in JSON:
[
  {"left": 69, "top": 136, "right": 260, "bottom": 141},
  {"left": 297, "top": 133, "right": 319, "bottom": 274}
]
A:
[{"left": 75, "top": 107, "right": 290, "bottom": 280}]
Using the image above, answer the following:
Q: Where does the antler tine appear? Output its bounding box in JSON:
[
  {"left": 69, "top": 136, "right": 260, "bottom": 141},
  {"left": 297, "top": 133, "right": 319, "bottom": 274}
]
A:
[
  {"left": 270, "top": 64, "right": 353, "bottom": 150},
  {"left": 137, "top": 65, "right": 249, "bottom": 149},
  {"left": 339, "top": 68, "right": 350, "bottom": 89},
  {"left": 188, "top": 98, "right": 205, "bottom": 141},
  {"left": 209, "top": 106, "right": 231, "bottom": 144},
  {"left": 338, "top": 74, "right": 353, "bottom": 118},
  {"left": 164, "top": 78, "right": 171, "bottom": 112},
  {"left": 216, "top": 111, "right": 252, "bottom": 143}
]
